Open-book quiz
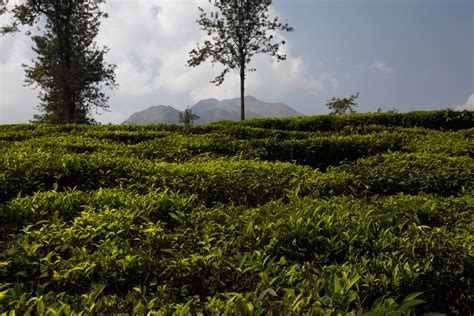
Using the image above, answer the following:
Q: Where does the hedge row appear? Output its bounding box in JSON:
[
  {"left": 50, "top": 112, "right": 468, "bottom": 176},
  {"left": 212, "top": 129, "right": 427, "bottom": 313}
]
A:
[
  {"left": 0, "top": 151, "right": 313, "bottom": 204},
  {"left": 231, "top": 109, "right": 474, "bottom": 131},
  {"left": 340, "top": 152, "right": 474, "bottom": 196},
  {"left": 7, "top": 128, "right": 472, "bottom": 172},
  {"left": 2, "top": 150, "right": 472, "bottom": 204},
  {"left": 126, "top": 131, "right": 410, "bottom": 168},
  {"left": 3, "top": 127, "right": 471, "bottom": 171},
  {"left": 1, "top": 109, "right": 472, "bottom": 142},
  {"left": 1, "top": 192, "right": 471, "bottom": 314},
  {"left": 401, "top": 128, "right": 473, "bottom": 157}
]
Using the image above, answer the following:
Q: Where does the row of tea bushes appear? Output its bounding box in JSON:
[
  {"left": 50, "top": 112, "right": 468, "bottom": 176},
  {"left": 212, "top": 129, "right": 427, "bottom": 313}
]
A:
[
  {"left": 0, "top": 123, "right": 182, "bottom": 143},
  {"left": 1, "top": 191, "right": 471, "bottom": 314},
  {"left": 126, "top": 131, "right": 409, "bottom": 168},
  {"left": 4, "top": 132, "right": 472, "bottom": 175},
  {"left": 234, "top": 109, "right": 474, "bottom": 131},
  {"left": 400, "top": 128, "right": 473, "bottom": 157},
  {"left": 0, "top": 152, "right": 314, "bottom": 204},
  {"left": 340, "top": 152, "right": 473, "bottom": 196},
  {"left": 0, "top": 188, "right": 200, "bottom": 237},
  {"left": 0, "top": 127, "right": 174, "bottom": 144},
  {"left": 2, "top": 126, "right": 471, "bottom": 169},
  {"left": 2, "top": 149, "right": 472, "bottom": 204},
  {"left": 1, "top": 109, "right": 472, "bottom": 141}
]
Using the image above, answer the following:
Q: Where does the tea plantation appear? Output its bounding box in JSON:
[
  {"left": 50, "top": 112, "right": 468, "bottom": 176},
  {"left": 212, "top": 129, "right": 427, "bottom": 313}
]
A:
[{"left": 0, "top": 110, "right": 473, "bottom": 315}]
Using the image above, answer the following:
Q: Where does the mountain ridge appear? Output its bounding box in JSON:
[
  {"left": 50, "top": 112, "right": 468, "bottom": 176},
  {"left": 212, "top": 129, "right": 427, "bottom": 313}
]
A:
[{"left": 122, "top": 96, "right": 303, "bottom": 125}]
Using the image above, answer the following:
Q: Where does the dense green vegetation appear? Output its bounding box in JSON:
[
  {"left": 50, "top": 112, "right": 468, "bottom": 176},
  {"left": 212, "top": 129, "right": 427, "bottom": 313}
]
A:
[{"left": 0, "top": 110, "right": 473, "bottom": 315}]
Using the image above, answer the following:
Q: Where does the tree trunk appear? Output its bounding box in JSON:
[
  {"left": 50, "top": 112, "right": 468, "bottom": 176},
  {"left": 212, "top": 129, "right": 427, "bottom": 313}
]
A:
[
  {"left": 56, "top": 1, "right": 74, "bottom": 123},
  {"left": 64, "top": 87, "right": 74, "bottom": 123},
  {"left": 240, "top": 64, "right": 245, "bottom": 121},
  {"left": 63, "top": 65, "right": 73, "bottom": 122}
]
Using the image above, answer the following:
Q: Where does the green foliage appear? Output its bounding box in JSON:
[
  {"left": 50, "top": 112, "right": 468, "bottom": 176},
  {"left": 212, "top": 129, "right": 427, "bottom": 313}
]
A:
[
  {"left": 236, "top": 109, "right": 474, "bottom": 131},
  {"left": 0, "top": 110, "right": 472, "bottom": 314},
  {"left": 1, "top": 0, "right": 116, "bottom": 124},
  {"left": 326, "top": 92, "right": 360, "bottom": 114},
  {"left": 341, "top": 152, "right": 473, "bottom": 196},
  {"left": 179, "top": 107, "right": 200, "bottom": 127}
]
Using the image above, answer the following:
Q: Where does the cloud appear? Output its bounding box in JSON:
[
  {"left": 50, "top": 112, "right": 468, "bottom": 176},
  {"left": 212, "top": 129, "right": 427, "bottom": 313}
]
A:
[
  {"left": 96, "top": 0, "right": 337, "bottom": 119},
  {"left": 0, "top": 0, "right": 336, "bottom": 123},
  {"left": 0, "top": 35, "right": 37, "bottom": 123},
  {"left": 455, "top": 94, "right": 474, "bottom": 111},
  {"left": 370, "top": 60, "right": 396, "bottom": 74}
]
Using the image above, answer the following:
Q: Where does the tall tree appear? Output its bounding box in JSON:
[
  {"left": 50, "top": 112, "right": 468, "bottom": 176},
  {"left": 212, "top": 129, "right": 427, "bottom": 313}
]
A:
[
  {"left": 326, "top": 93, "right": 360, "bottom": 115},
  {"left": 1, "top": 0, "right": 116, "bottom": 124},
  {"left": 188, "top": 0, "right": 293, "bottom": 120},
  {"left": 179, "top": 106, "right": 200, "bottom": 127}
]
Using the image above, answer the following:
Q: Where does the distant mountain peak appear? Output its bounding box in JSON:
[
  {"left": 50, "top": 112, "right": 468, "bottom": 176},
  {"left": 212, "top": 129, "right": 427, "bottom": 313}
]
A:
[
  {"left": 148, "top": 105, "right": 174, "bottom": 111},
  {"left": 122, "top": 104, "right": 181, "bottom": 125},
  {"left": 123, "top": 96, "right": 303, "bottom": 125},
  {"left": 202, "top": 97, "right": 219, "bottom": 102}
]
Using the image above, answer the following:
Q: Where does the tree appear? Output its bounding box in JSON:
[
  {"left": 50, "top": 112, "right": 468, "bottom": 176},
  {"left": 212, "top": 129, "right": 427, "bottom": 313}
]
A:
[
  {"left": 188, "top": 0, "right": 293, "bottom": 120},
  {"left": 377, "top": 107, "right": 399, "bottom": 113},
  {"left": 1, "top": 0, "right": 116, "bottom": 124},
  {"left": 326, "top": 92, "right": 360, "bottom": 115},
  {"left": 179, "top": 107, "right": 199, "bottom": 127}
]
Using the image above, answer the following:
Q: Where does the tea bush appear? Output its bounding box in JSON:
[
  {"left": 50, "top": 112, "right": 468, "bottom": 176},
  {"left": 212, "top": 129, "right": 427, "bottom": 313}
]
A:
[
  {"left": 1, "top": 193, "right": 471, "bottom": 314},
  {"left": 341, "top": 152, "right": 473, "bottom": 196},
  {"left": 235, "top": 109, "right": 474, "bottom": 131}
]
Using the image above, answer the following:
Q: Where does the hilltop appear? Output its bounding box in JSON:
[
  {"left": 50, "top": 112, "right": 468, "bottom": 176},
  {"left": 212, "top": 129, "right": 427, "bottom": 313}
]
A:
[{"left": 122, "top": 96, "right": 303, "bottom": 125}]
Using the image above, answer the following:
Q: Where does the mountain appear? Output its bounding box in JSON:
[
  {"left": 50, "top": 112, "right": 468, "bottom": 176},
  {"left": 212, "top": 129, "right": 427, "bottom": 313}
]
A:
[
  {"left": 122, "top": 105, "right": 181, "bottom": 125},
  {"left": 122, "top": 96, "right": 303, "bottom": 125}
]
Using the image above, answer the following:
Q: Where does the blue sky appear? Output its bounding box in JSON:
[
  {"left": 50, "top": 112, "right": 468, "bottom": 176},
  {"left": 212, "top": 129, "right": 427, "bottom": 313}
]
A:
[
  {"left": 274, "top": 0, "right": 473, "bottom": 113},
  {"left": 0, "top": 0, "right": 472, "bottom": 123}
]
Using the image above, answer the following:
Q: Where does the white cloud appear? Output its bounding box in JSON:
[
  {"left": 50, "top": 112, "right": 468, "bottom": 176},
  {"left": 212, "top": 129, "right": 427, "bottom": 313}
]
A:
[
  {"left": 370, "top": 60, "right": 396, "bottom": 74},
  {"left": 94, "top": 0, "right": 338, "bottom": 120},
  {"left": 455, "top": 94, "right": 474, "bottom": 111},
  {"left": 0, "top": 0, "right": 336, "bottom": 123},
  {"left": 0, "top": 35, "right": 37, "bottom": 123}
]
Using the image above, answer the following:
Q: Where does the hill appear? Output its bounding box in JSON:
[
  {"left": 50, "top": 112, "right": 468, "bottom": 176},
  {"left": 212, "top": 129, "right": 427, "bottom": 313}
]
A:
[
  {"left": 122, "top": 95, "right": 303, "bottom": 124},
  {"left": 122, "top": 105, "right": 181, "bottom": 125}
]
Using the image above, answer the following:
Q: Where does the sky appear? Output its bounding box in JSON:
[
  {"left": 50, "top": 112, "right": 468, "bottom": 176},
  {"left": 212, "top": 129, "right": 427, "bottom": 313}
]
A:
[{"left": 0, "top": 0, "right": 473, "bottom": 124}]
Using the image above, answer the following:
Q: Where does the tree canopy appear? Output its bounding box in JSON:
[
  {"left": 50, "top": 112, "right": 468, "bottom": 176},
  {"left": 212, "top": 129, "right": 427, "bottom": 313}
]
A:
[
  {"left": 326, "top": 93, "right": 360, "bottom": 115},
  {"left": 179, "top": 107, "right": 200, "bottom": 127},
  {"left": 1, "top": 0, "right": 116, "bottom": 124}
]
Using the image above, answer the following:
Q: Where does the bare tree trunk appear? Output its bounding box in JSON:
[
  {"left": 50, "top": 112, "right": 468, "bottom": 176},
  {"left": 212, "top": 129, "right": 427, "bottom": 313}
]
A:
[
  {"left": 240, "top": 72, "right": 245, "bottom": 121},
  {"left": 55, "top": 0, "right": 74, "bottom": 123},
  {"left": 64, "top": 86, "right": 74, "bottom": 123},
  {"left": 240, "top": 68, "right": 245, "bottom": 121},
  {"left": 237, "top": 2, "right": 246, "bottom": 121}
]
